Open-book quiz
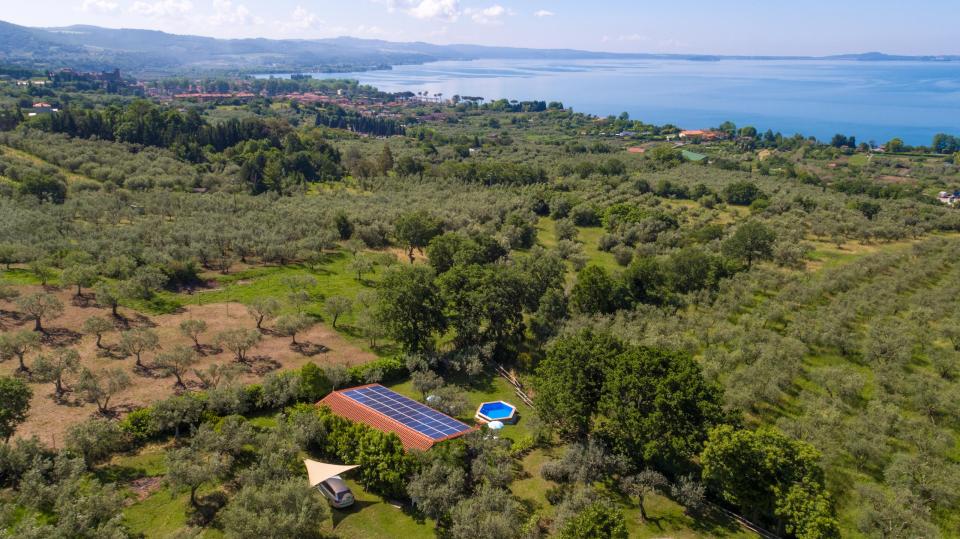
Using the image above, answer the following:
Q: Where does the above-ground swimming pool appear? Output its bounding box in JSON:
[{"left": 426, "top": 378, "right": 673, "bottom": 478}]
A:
[{"left": 475, "top": 401, "right": 518, "bottom": 424}]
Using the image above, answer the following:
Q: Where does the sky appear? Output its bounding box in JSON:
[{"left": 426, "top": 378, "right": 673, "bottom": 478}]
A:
[{"left": 2, "top": 0, "right": 958, "bottom": 56}]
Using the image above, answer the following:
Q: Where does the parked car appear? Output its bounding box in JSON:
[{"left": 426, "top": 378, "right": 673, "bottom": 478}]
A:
[{"left": 317, "top": 475, "right": 355, "bottom": 508}]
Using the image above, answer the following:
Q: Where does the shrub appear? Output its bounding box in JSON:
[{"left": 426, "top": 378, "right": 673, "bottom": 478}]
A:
[
  {"left": 298, "top": 362, "right": 332, "bottom": 402},
  {"left": 348, "top": 357, "right": 408, "bottom": 386},
  {"left": 118, "top": 407, "right": 157, "bottom": 444}
]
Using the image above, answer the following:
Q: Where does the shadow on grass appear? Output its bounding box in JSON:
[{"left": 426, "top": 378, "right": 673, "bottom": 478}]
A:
[
  {"left": 187, "top": 491, "right": 228, "bottom": 526},
  {"left": 292, "top": 341, "right": 329, "bottom": 357},
  {"left": 40, "top": 327, "right": 83, "bottom": 347},
  {"left": 95, "top": 464, "right": 149, "bottom": 484},
  {"left": 0, "top": 309, "right": 26, "bottom": 330},
  {"left": 330, "top": 499, "right": 379, "bottom": 528},
  {"left": 686, "top": 504, "right": 756, "bottom": 537}
]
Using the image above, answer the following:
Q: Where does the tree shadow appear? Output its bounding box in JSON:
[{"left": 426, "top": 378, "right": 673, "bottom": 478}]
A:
[
  {"left": 187, "top": 491, "right": 228, "bottom": 526},
  {"left": 330, "top": 500, "right": 378, "bottom": 528},
  {"left": 40, "top": 327, "right": 83, "bottom": 347},
  {"left": 686, "top": 504, "right": 756, "bottom": 537},
  {"left": 195, "top": 344, "right": 222, "bottom": 356},
  {"left": 70, "top": 295, "right": 96, "bottom": 308},
  {"left": 291, "top": 341, "right": 329, "bottom": 357},
  {"left": 133, "top": 363, "right": 168, "bottom": 379},
  {"left": 95, "top": 464, "right": 149, "bottom": 484},
  {"left": 247, "top": 356, "right": 280, "bottom": 375},
  {"left": 126, "top": 313, "right": 158, "bottom": 329},
  {"left": 0, "top": 309, "right": 26, "bottom": 331}
]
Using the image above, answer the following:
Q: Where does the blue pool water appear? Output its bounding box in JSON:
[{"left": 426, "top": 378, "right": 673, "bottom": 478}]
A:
[
  {"left": 479, "top": 401, "right": 515, "bottom": 420},
  {"left": 267, "top": 58, "right": 960, "bottom": 145}
]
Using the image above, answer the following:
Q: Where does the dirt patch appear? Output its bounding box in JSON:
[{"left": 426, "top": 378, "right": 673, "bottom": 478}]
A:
[
  {"left": 0, "top": 286, "right": 376, "bottom": 446},
  {"left": 385, "top": 247, "right": 427, "bottom": 264},
  {"left": 129, "top": 476, "right": 164, "bottom": 501}
]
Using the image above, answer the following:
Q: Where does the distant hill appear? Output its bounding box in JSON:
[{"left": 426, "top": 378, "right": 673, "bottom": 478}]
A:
[{"left": 0, "top": 20, "right": 957, "bottom": 76}]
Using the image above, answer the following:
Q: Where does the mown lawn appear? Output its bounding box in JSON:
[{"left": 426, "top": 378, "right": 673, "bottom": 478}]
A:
[
  {"left": 331, "top": 479, "right": 434, "bottom": 539},
  {"left": 389, "top": 373, "right": 537, "bottom": 443}
]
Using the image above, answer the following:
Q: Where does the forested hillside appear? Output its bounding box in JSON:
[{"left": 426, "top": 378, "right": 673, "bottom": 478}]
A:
[{"left": 1, "top": 75, "right": 960, "bottom": 538}]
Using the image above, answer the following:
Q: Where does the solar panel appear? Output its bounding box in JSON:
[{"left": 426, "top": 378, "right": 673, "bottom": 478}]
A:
[{"left": 341, "top": 385, "right": 472, "bottom": 440}]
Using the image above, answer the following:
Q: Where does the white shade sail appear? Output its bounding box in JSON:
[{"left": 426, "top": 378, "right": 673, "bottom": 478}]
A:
[{"left": 303, "top": 459, "right": 359, "bottom": 487}]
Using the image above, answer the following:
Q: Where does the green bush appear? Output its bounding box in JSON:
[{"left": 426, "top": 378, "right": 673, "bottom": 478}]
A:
[
  {"left": 298, "top": 362, "right": 332, "bottom": 402},
  {"left": 348, "top": 356, "right": 408, "bottom": 386},
  {"left": 118, "top": 407, "right": 157, "bottom": 444},
  {"left": 244, "top": 384, "right": 264, "bottom": 409},
  {"left": 315, "top": 405, "right": 415, "bottom": 499}
]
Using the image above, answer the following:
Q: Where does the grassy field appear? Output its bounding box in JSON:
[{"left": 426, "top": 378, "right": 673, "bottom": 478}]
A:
[
  {"left": 536, "top": 216, "right": 620, "bottom": 274},
  {"left": 0, "top": 143, "right": 99, "bottom": 184}
]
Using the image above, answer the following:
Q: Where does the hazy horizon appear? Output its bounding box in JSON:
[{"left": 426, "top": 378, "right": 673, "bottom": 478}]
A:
[{"left": 3, "top": 0, "right": 958, "bottom": 57}]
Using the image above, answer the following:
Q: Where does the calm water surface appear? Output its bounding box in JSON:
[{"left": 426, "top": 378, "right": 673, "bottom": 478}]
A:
[{"left": 279, "top": 58, "right": 960, "bottom": 145}]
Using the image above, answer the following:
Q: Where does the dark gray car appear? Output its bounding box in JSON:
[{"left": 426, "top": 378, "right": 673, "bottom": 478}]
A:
[{"left": 317, "top": 475, "right": 355, "bottom": 508}]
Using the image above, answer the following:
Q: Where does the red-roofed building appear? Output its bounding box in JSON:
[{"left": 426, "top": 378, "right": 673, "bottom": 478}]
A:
[
  {"left": 679, "top": 129, "right": 725, "bottom": 141},
  {"left": 318, "top": 384, "right": 476, "bottom": 452}
]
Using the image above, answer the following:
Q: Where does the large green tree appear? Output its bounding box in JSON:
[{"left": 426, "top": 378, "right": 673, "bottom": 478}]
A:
[
  {"left": 722, "top": 221, "right": 776, "bottom": 269},
  {"left": 534, "top": 330, "right": 624, "bottom": 438},
  {"left": 0, "top": 377, "right": 31, "bottom": 442},
  {"left": 595, "top": 346, "right": 725, "bottom": 469},
  {"left": 701, "top": 425, "right": 839, "bottom": 538},
  {"left": 376, "top": 265, "right": 445, "bottom": 353},
  {"left": 395, "top": 211, "right": 442, "bottom": 263}
]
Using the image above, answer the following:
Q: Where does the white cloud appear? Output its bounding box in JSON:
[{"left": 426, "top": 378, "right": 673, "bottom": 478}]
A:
[
  {"left": 465, "top": 4, "right": 510, "bottom": 24},
  {"left": 382, "top": 0, "right": 460, "bottom": 21},
  {"left": 129, "top": 0, "right": 194, "bottom": 17},
  {"left": 80, "top": 0, "right": 119, "bottom": 13},
  {"left": 355, "top": 24, "right": 384, "bottom": 36},
  {"left": 208, "top": 0, "right": 260, "bottom": 27},
  {"left": 407, "top": 0, "right": 460, "bottom": 21},
  {"left": 278, "top": 4, "right": 324, "bottom": 33},
  {"left": 617, "top": 33, "right": 650, "bottom": 42},
  {"left": 534, "top": 9, "right": 553, "bottom": 17}
]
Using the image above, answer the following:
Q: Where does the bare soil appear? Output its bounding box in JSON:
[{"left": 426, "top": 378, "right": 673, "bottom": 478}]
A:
[{"left": 0, "top": 286, "right": 376, "bottom": 446}]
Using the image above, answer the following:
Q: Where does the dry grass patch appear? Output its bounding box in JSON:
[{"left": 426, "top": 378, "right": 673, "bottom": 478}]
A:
[{"left": 0, "top": 286, "right": 375, "bottom": 445}]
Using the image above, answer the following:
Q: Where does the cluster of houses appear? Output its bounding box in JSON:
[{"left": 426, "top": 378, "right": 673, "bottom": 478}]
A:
[
  {"left": 675, "top": 129, "right": 728, "bottom": 142},
  {"left": 938, "top": 191, "right": 960, "bottom": 205},
  {"left": 26, "top": 102, "right": 58, "bottom": 117}
]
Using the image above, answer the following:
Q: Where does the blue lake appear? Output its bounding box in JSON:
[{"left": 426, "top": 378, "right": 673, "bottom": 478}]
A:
[{"left": 280, "top": 58, "right": 960, "bottom": 145}]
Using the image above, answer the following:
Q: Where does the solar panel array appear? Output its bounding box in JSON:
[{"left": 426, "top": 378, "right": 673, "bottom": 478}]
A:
[{"left": 341, "top": 385, "right": 472, "bottom": 440}]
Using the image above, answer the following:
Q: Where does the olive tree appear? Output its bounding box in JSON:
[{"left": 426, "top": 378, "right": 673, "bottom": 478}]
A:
[
  {"left": 61, "top": 264, "right": 98, "bottom": 298},
  {"left": 323, "top": 296, "right": 352, "bottom": 328},
  {"left": 75, "top": 368, "right": 131, "bottom": 415},
  {"left": 275, "top": 314, "right": 312, "bottom": 345},
  {"left": 93, "top": 281, "right": 123, "bottom": 317},
  {"left": 16, "top": 292, "right": 64, "bottom": 332},
  {"left": 179, "top": 319, "right": 208, "bottom": 350},
  {"left": 216, "top": 329, "right": 261, "bottom": 362},
  {"left": 82, "top": 316, "right": 114, "bottom": 349},
  {"left": 247, "top": 297, "right": 280, "bottom": 330},
  {"left": 65, "top": 418, "right": 123, "bottom": 469},
  {"left": 165, "top": 435, "right": 232, "bottom": 508},
  {"left": 219, "top": 478, "right": 329, "bottom": 539},
  {"left": 0, "top": 330, "right": 41, "bottom": 372},
  {"left": 118, "top": 328, "right": 160, "bottom": 367},
  {"left": 32, "top": 348, "right": 80, "bottom": 400},
  {"left": 155, "top": 346, "right": 199, "bottom": 388},
  {"left": 620, "top": 469, "right": 668, "bottom": 521}
]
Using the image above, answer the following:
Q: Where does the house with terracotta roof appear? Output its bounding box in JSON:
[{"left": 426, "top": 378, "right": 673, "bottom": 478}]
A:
[
  {"left": 318, "top": 384, "right": 476, "bottom": 452},
  {"left": 679, "top": 129, "right": 724, "bottom": 141}
]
